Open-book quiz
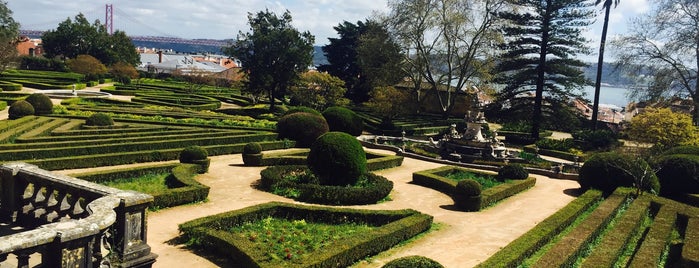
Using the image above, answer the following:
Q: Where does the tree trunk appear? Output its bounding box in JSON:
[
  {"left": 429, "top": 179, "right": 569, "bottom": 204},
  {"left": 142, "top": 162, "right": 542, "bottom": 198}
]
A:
[
  {"left": 533, "top": 1, "right": 552, "bottom": 140},
  {"left": 592, "top": 2, "right": 612, "bottom": 130}
]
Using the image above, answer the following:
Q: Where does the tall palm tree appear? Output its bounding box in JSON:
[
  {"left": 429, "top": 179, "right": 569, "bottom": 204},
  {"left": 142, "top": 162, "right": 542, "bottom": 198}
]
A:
[{"left": 591, "top": 0, "right": 621, "bottom": 130}]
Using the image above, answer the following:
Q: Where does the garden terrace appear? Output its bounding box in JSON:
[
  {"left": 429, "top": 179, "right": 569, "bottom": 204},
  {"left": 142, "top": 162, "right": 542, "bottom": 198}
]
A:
[
  {"left": 0, "top": 116, "right": 284, "bottom": 170},
  {"left": 412, "top": 165, "right": 536, "bottom": 211},
  {"left": 0, "top": 92, "right": 30, "bottom": 104},
  {"left": 70, "top": 163, "right": 210, "bottom": 209},
  {"left": 478, "top": 188, "right": 699, "bottom": 267},
  {"left": 354, "top": 109, "right": 461, "bottom": 136},
  {"left": 0, "top": 162, "right": 157, "bottom": 267},
  {"left": 0, "top": 70, "right": 87, "bottom": 90},
  {"left": 178, "top": 201, "right": 432, "bottom": 268}
]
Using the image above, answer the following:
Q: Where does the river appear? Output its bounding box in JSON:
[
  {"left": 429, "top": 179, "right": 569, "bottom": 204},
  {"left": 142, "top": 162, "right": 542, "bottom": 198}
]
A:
[{"left": 581, "top": 85, "right": 631, "bottom": 109}]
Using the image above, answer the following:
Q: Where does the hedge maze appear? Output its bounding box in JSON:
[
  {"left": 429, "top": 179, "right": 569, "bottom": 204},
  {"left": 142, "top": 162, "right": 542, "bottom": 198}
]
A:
[
  {"left": 0, "top": 115, "right": 284, "bottom": 170},
  {"left": 478, "top": 188, "right": 699, "bottom": 267}
]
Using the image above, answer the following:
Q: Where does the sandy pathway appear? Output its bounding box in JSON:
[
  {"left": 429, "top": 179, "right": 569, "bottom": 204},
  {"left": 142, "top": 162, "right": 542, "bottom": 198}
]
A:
[{"left": 127, "top": 150, "right": 579, "bottom": 268}]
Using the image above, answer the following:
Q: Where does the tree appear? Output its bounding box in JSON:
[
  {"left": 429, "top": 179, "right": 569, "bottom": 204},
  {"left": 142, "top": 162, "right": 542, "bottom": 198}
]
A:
[
  {"left": 493, "top": 0, "right": 594, "bottom": 139},
  {"left": 0, "top": 1, "right": 19, "bottom": 74},
  {"left": 42, "top": 14, "right": 139, "bottom": 66},
  {"left": 612, "top": 0, "right": 699, "bottom": 125},
  {"left": 365, "top": 86, "right": 415, "bottom": 125},
  {"left": 590, "top": 0, "right": 621, "bottom": 130},
  {"left": 318, "top": 21, "right": 369, "bottom": 103},
  {"left": 385, "top": 0, "right": 504, "bottom": 116},
  {"left": 224, "top": 9, "right": 314, "bottom": 111},
  {"left": 66, "top": 54, "right": 107, "bottom": 80},
  {"left": 626, "top": 108, "right": 699, "bottom": 149},
  {"left": 289, "top": 71, "right": 349, "bottom": 111},
  {"left": 110, "top": 62, "right": 139, "bottom": 84}
]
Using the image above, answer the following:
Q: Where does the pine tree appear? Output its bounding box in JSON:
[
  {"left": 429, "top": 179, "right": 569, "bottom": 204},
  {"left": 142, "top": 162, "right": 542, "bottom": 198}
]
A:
[{"left": 493, "top": 0, "right": 594, "bottom": 139}]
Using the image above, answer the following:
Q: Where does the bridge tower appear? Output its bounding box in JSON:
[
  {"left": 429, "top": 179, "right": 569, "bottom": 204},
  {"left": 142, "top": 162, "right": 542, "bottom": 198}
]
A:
[{"left": 105, "top": 4, "right": 113, "bottom": 35}]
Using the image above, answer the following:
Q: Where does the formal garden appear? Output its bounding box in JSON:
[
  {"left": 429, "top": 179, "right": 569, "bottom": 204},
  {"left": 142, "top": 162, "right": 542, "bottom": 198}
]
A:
[{"left": 0, "top": 69, "right": 697, "bottom": 268}]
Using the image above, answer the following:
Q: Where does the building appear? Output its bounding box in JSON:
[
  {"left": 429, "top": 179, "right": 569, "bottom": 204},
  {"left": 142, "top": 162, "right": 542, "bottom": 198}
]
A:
[{"left": 15, "top": 36, "right": 43, "bottom": 56}]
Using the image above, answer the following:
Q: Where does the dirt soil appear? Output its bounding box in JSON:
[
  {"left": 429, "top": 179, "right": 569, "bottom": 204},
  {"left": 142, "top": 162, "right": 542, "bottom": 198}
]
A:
[{"left": 60, "top": 149, "right": 578, "bottom": 268}]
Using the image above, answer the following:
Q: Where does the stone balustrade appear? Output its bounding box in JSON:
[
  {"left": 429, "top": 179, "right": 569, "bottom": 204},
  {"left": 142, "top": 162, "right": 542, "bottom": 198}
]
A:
[{"left": 0, "top": 162, "right": 157, "bottom": 267}]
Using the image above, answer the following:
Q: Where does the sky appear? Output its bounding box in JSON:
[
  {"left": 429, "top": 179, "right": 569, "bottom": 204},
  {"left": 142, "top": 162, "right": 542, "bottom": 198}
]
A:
[{"left": 9, "top": 0, "right": 650, "bottom": 53}]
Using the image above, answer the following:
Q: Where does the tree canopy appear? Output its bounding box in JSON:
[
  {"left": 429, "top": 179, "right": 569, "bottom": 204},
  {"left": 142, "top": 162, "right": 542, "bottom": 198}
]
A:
[
  {"left": 41, "top": 13, "right": 139, "bottom": 66},
  {"left": 224, "top": 9, "right": 314, "bottom": 110},
  {"left": 612, "top": 0, "right": 699, "bottom": 125},
  {"left": 492, "top": 0, "right": 594, "bottom": 138},
  {"left": 289, "top": 71, "right": 349, "bottom": 111},
  {"left": 626, "top": 108, "right": 699, "bottom": 149},
  {"left": 0, "top": 1, "right": 19, "bottom": 74}
]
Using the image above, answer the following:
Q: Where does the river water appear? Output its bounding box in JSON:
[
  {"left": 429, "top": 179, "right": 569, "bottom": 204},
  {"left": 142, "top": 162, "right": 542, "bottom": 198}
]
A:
[{"left": 580, "top": 85, "right": 631, "bottom": 109}]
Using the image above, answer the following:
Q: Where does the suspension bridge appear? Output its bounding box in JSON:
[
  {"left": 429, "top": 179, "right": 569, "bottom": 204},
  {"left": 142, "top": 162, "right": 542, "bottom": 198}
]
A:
[{"left": 19, "top": 4, "right": 229, "bottom": 48}]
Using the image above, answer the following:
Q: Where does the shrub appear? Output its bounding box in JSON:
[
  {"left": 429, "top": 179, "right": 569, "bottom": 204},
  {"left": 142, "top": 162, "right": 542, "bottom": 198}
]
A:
[
  {"left": 572, "top": 129, "right": 619, "bottom": 151},
  {"left": 535, "top": 138, "right": 574, "bottom": 152},
  {"left": 179, "top": 146, "right": 208, "bottom": 162},
  {"left": 307, "top": 132, "right": 367, "bottom": 186},
  {"left": 85, "top": 113, "right": 114, "bottom": 126},
  {"left": 655, "top": 154, "right": 699, "bottom": 195},
  {"left": 276, "top": 112, "right": 329, "bottom": 147},
  {"left": 578, "top": 152, "right": 659, "bottom": 194},
  {"left": 382, "top": 256, "right": 444, "bottom": 268},
  {"left": 660, "top": 145, "right": 699, "bottom": 156},
  {"left": 8, "top": 100, "right": 35, "bottom": 119},
  {"left": 498, "top": 164, "right": 529, "bottom": 180},
  {"left": 243, "top": 142, "right": 262, "bottom": 154},
  {"left": 455, "top": 179, "right": 482, "bottom": 196},
  {"left": 322, "top": 106, "right": 363, "bottom": 136},
  {"left": 452, "top": 179, "right": 482, "bottom": 211},
  {"left": 282, "top": 106, "right": 321, "bottom": 116}
]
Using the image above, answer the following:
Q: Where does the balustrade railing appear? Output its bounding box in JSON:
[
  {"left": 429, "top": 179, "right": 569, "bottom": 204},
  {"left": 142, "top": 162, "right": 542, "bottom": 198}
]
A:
[{"left": 0, "top": 162, "right": 157, "bottom": 267}]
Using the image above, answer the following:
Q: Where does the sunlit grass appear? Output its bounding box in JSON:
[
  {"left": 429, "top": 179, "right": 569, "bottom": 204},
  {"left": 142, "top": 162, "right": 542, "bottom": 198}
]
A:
[{"left": 101, "top": 173, "right": 171, "bottom": 195}]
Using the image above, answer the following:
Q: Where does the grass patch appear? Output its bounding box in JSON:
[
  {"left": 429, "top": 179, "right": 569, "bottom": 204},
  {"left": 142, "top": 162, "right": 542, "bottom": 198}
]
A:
[
  {"left": 227, "top": 216, "right": 375, "bottom": 263},
  {"left": 101, "top": 172, "right": 170, "bottom": 195},
  {"left": 444, "top": 170, "right": 505, "bottom": 190}
]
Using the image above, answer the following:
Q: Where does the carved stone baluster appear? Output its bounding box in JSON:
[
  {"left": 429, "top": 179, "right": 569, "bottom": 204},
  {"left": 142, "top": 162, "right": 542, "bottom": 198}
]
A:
[{"left": 15, "top": 250, "right": 31, "bottom": 268}]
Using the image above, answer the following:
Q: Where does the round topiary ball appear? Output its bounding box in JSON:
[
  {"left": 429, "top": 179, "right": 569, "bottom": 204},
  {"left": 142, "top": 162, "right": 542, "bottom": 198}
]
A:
[
  {"left": 276, "top": 112, "right": 329, "bottom": 147},
  {"left": 243, "top": 142, "right": 262, "bottom": 154},
  {"left": 655, "top": 154, "right": 699, "bottom": 195},
  {"left": 322, "top": 106, "right": 363, "bottom": 136},
  {"left": 85, "top": 113, "right": 114, "bottom": 126},
  {"left": 8, "top": 100, "right": 35, "bottom": 120},
  {"left": 382, "top": 255, "right": 445, "bottom": 268},
  {"left": 578, "top": 152, "right": 660, "bottom": 194},
  {"left": 660, "top": 145, "right": 699, "bottom": 156},
  {"left": 24, "top": 93, "right": 53, "bottom": 115},
  {"left": 497, "top": 164, "right": 529, "bottom": 180},
  {"left": 283, "top": 106, "right": 321, "bottom": 116},
  {"left": 455, "top": 179, "right": 482, "bottom": 196},
  {"left": 307, "top": 132, "right": 367, "bottom": 186},
  {"left": 179, "top": 146, "right": 208, "bottom": 163}
]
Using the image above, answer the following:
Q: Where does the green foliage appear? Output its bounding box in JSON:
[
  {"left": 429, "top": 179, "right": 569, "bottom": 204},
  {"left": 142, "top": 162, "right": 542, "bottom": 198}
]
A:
[
  {"left": 282, "top": 106, "right": 321, "bottom": 116},
  {"left": 626, "top": 108, "right": 699, "bottom": 149},
  {"left": 578, "top": 152, "right": 659, "bottom": 194},
  {"left": 322, "top": 106, "right": 363, "bottom": 136},
  {"left": 67, "top": 54, "right": 107, "bottom": 78},
  {"left": 307, "top": 132, "right": 367, "bottom": 186},
  {"left": 365, "top": 86, "right": 415, "bottom": 122},
  {"left": 179, "top": 146, "right": 209, "bottom": 163},
  {"left": 223, "top": 10, "right": 314, "bottom": 110},
  {"left": 455, "top": 179, "right": 482, "bottom": 196},
  {"left": 8, "top": 100, "right": 34, "bottom": 119},
  {"left": 655, "top": 154, "right": 699, "bottom": 195},
  {"left": 382, "top": 256, "right": 444, "bottom": 268},
  {"left": 18, "top": 56, "right": 68, "bottom": 71},
  {"left": 660, "top": 145, "right": 699, "bottom": 156},
  {"left": 572, "top": 129, "right": 619, "bottom": 151},
  {"left": 24, "top": 93, "right": 53, "bottom": 115},
  {"left": 276, "top": 112, "right": 329, "bottom": 147},
  {"left": 498, "top": 164, "right": 529, "bottom": 180},
  {"left": 289, "top": 72, "right": 349, "bottom": 110},
  {"left": 536, "top": 138, "right": 574, "bottom": 152},
  {"left": 243, "top": 142, "right": 262, "bottom": 154},
  {"left": 85, "top": 112, "right": 114, "bottom": 126}
]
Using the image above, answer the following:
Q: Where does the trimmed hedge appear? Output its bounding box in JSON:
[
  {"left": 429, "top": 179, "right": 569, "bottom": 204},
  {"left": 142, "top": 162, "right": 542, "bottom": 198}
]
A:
[
  {"left": 497, "top": 164, "right": 528, "bottom": 180},
  {"left": 258, "top": 149, "right": 403, "bottom": 171},
  {"left": 661, "top": 145, "right": 699, "bottom": 156},
  {"left": 628, "top": 206, "right": 678, "bottom": 267},
  {"left": 412, "top": 166, "right": 536, "bottom": 211},
  {"left": 85, "top": 112, "right": 114, "bottom": 126},
  {"left": 260, "top": 165, "right": 393, "bottom": 205},
  {"left": 655, "top": 154, "right": 699, "bottom": 195},
  {"left": 322, "top": 106, "right": 363, "bottom": 136},
  {"left": 578, "top": 152, "right": 660, "bottom": 194},
  {"left": 308, "top": 132, "right": 367, "bottom": 186},
  {"left": 683, "top": 217, "right": 699, "bottom": 267},
  {"left": 523, "top": 144, "right": 585, "bottom": 162},
  {"left": 71, "top": 163, "right": 209, "bottom": 209},
  {"left": 178, "top": 202, "right": 433, "bottom": 268},
  {"left": 382, "top": 256, "right": 444, "bottom": 268},
  {"left": 276, "top": 112, "right": 329, "bottom": 147},
  {"left": 475, "top": 189, "right": 604, "bottom": 267},
  {"left": 8, "top": 100, "right": 34, "bottom": 119},
  {"left": 24, "top": 93, "right": 53, "bottom": 115}
]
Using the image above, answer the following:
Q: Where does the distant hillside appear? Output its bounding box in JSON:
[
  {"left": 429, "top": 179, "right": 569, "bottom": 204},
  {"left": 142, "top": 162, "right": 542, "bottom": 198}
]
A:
[{"left": 582, "top": 62, "right": 633, "bottom": 87}]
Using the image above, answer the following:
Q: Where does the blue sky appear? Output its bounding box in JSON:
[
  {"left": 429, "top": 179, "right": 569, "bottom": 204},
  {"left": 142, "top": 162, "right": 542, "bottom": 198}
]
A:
[{"left": 10, "top": 0, "right": 649, "bottom": 57}]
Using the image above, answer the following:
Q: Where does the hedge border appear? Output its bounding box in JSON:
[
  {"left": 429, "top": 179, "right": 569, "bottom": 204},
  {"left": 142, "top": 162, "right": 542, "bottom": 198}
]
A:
[
  {"left": 178, "top": 201, "right": 433, "bottom": 268},
  {"left": 522, "top": 144, "right": 585, "bottom": 162},
  {"left": 257, "top": 149, "right": 404, "bottom": 171},
  {"left": 412, "top": 165, "right": 536, "bottom": 210},
  {"left": 683, "top": 217, "right": 699, "bottom": 267},
  {"left": 628, "top": 205, "right": 678, "bottom": 267},
  {"left": 260, "top": 165, "right": 393, "bottom": 205}
]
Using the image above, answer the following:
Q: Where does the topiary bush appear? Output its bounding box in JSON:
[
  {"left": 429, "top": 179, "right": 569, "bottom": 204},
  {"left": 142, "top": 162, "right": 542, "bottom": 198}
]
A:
[
  {"left": 276, "top": 112, "right": 329, "bottom": 147},
  {"left": 283, "top": 106, "right": 321, "bottom": 116},
  {"left": 322, "top": 106, "right": 363, "bottom": 136},
  {"left": 8, "top": 100, "right": 35, "bottom": 119},
  {"left": 382, "top": 255, "right": 445, "bottom": 268},
  {"left": 660, "top": 145, "right": 699, "bottom": 156},
  {"left": 24, "top": 93, "right": 53, "bottom": 115},
  {"left": 572, "top": 129, "right": 619, "bottom": 151},
  {"left": 179, "top": 146, "right": 210, "bottom": 173},
  {"left": 578, "top": 152, "right": 660, "bottom": 194},
  {"left": 452, "top": 179, "right": 482, "bottom": 211},
  {"left": 655, "top": 154, "right": 699, "bottom": 196},
  {"left": 242, "top": 142, "right": 263, "bottom": 166},
  {"left": 85, "top": 113, "right": 114, "bottom": 126},
  {"left": 307, "top": 132, "right": 367, "bottom": 186},
  {"left": 497, "top": 164, "right": 529, "bottom": 180}
]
